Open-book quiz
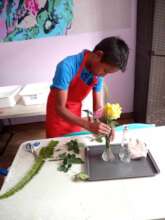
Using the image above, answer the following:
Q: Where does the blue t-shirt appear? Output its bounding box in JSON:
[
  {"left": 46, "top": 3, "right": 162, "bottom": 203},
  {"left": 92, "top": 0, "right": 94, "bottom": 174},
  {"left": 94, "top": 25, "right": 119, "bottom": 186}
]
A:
[{"left": 51, "top": 51, "right": 103, "bottom": 92}]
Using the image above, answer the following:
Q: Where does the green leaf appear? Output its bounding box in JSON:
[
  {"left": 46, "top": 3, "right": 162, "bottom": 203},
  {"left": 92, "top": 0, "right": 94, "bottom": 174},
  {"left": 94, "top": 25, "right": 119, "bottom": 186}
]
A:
[
  {"left": 57, "top": 152, "right": 84, "bottom": 173},
  {"left": 39, "top": 140, "right": 59, "bottom": 159},
  {"left": 58, "top": 164, "right": 69, "bottom": 172},
  {"left": 67, "top": 139, "right": 80, "bottom": 154},
  {"left": 0, "top": 140, "right": 59, "bottom": 200},
  {"left": 0, "top": 158, "right": 44, "bottom": 199},
  {"left": 69, "top": 157, "right": 84, "bottom": 164},
  {"left": 74, "top": 172, "right": 89, "bottom": 181},
  {"left": 90, "top": 135, "right": 104, "bottom": 143}
]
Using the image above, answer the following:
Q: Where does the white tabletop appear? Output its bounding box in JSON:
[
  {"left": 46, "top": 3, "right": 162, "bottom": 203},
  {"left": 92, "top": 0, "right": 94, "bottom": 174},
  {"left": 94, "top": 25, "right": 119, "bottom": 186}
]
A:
[{"left": 0, "top": 126, "right": 165, "bottom": 220}]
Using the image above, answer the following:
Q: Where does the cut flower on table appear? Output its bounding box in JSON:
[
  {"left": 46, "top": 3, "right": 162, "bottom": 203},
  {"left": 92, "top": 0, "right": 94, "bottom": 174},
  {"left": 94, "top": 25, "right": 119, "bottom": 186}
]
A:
[
  {"left": 94, "top": 103, "right": 122, "bottom": 125},
  {"left": 94, "top": 102, "right": 122, "bottom": 161}
]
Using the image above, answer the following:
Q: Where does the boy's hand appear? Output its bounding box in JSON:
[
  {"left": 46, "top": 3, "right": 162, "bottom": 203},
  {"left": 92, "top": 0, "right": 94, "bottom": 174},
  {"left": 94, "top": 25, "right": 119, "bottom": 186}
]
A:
[{"left": 87, "top": 121, "right": 112, "bottom": 136}]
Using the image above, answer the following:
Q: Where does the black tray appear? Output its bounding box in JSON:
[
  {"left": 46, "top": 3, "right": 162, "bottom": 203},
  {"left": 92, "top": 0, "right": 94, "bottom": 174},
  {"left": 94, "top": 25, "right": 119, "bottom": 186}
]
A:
[{"left": 85, "top": 144, "right": 160, "bottom": 181}]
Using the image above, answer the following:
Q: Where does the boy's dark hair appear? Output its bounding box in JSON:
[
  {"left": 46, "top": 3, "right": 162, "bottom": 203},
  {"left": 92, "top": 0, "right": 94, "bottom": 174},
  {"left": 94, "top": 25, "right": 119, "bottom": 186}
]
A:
[{"left": 93, "top": 37, "right": 129, "bottom": 72}]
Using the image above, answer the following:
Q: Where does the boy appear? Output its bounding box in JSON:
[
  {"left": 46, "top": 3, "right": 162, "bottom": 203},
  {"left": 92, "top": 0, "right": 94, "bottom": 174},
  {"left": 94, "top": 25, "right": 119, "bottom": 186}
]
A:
[{"left": 46, "top": 37, "right": 129, "bottom": 137}]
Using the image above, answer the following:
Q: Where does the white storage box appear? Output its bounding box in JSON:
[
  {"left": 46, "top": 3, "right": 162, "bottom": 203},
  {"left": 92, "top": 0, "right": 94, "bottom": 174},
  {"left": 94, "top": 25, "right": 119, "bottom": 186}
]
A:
[
  {"left": 19, "top": 83, "right": 50, "bottom": 105},
  {"left": 0, "top": 85, "right": 22, "bottom": 108}
]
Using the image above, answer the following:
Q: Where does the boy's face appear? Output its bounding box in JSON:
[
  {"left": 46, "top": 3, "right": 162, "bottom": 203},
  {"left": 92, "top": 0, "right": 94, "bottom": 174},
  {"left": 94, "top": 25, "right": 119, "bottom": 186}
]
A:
[
  {"left": 90, "top": 51, "right": 120, "bottom": 76},
  {"left": 91, "top": 61, "right": 119, "bottom": 76}
]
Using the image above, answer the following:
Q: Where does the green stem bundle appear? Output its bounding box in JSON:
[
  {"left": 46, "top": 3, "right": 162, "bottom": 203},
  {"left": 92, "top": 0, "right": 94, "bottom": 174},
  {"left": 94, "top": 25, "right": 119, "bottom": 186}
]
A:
[{"left": 0, "top": 140, "right": 59, "bottom": 199}]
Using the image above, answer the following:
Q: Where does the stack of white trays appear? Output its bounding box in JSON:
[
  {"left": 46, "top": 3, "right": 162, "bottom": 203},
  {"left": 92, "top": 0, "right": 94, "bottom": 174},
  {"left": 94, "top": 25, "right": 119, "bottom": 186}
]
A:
[
  {"left": 0, "top": 85, "right": 22, "bottom": 108},
  {"left": 19, "top": 82, "right": 50, "bottom": 105}
]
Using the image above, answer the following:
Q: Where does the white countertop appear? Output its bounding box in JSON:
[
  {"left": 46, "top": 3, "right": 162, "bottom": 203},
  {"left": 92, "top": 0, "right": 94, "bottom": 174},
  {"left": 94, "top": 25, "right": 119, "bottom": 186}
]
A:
[{"left": 0, "top": 126, "right": 165, "bottom": 220}]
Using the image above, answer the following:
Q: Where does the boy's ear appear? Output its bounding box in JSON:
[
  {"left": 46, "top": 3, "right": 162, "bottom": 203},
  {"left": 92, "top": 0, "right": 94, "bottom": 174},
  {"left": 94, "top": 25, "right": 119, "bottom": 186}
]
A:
[{"left": 94, "top": 50, "right": 104, "bottom": 59}]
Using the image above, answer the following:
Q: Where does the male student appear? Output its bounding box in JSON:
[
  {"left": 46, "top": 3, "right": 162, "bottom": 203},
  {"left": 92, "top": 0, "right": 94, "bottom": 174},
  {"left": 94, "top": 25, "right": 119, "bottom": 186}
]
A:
[{"left": 46, "top": 37, "right": 129, "bottom": 138}]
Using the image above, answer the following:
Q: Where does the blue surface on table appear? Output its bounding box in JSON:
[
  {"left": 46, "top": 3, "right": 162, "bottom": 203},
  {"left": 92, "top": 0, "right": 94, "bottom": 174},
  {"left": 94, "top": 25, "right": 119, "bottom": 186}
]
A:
[
  {"left": 115, "top": 123, "right": 155, "bottom": 131},
  {"left": 64, "top": 123, "right": 155, "bottom": 137}
]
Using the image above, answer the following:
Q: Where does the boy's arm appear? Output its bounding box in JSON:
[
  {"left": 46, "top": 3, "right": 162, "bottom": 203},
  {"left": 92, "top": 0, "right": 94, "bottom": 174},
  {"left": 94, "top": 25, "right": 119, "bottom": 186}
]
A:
[
  {"left": 92, "top": 76, "right": 104, "bottom": 112},
  {"left": 93, "top": 91, "right": 103, "bottom": 112},
  {"left": 54, "top": 88, "right": 111, "bottom": 135}
]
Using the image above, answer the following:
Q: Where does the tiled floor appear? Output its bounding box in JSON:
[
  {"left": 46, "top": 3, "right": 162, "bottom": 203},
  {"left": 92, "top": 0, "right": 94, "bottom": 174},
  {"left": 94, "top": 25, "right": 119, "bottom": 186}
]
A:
[{"left": 0, "top": 117, "right": 134, "bottom": 189}]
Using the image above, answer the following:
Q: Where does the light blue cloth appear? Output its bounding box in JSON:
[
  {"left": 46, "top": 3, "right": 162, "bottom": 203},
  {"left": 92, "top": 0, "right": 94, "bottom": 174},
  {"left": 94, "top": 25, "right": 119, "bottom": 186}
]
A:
[
  {"left": 64, "top": 123, "right": 155, "bottom": 137},
  {"left": 115, "top": 123, "right": 155, "bottom": 132},
  {"left": 64, "top": 131, "right": 92, "bottom": 137}
]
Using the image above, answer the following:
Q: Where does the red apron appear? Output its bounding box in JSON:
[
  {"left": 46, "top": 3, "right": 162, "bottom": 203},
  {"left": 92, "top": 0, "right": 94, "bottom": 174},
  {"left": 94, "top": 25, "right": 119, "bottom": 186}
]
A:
[{"left": 46, "top": 51, "right": 97, "bottom": 137}]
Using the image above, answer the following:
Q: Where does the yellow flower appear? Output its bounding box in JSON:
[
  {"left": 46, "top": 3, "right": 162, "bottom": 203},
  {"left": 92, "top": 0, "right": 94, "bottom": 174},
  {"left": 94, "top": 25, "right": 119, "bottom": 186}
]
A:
[{"left": 104, "top": 103, "right": 122, "bottom": 120}]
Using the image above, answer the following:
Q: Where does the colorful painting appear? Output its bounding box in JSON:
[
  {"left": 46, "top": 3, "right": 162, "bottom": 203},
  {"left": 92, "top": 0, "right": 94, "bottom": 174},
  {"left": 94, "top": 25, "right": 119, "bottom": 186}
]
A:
[{"left": 0, "top": 0, "right": 73, "bottom": 42}]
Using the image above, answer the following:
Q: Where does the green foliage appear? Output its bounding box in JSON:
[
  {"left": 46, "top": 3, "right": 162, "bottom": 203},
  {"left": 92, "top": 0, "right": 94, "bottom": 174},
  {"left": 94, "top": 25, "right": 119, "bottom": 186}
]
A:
[
  {"left": 58, "top": 153, "right": 84, "bottom": 173},
  {"left": 66, "top": 139, "right": 85, "bottom": 154},
  {"left": 0, "top": 158, "right": 44, "bottom": 199},
  {"left": 107, "top": 120, "right": 119, "bottom": 127},
  {"left": 74, "top": 172, "right": 89, "bottom": 181},
  {"left": 0, "top": 140, "right": 59, "bottom": 200},
  {"left": 57, "top": 139, "right": 85, "bottom": 173},
  {"left": 90, "top": 135, "right": 104, "bottom": 143},
  {"left": 39, "top": 140, "right": 59, "bottom": 159}
]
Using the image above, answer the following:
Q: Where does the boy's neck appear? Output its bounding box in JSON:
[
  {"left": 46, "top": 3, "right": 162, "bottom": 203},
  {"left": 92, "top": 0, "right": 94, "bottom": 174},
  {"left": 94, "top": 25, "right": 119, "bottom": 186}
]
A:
[{"left": 84, "top": 50, "right": 94, "bottom": 74}]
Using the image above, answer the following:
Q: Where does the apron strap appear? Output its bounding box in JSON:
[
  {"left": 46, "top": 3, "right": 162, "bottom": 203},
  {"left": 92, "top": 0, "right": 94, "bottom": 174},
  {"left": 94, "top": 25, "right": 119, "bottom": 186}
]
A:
[{"left": 76, "top": 50, "right": 98, "bottom": 86}]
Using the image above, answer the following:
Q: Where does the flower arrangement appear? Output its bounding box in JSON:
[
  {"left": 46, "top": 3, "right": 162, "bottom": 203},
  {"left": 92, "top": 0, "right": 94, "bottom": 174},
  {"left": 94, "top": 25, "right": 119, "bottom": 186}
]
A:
[
  {"left": 94, "top": 103, "right": 122, "bottom": 161},
  {"left": 95, "top": 103, "right": 122, "bottom": 124},
  {"left": 0, "top": 100, "right": 122, "bottom": 199}
]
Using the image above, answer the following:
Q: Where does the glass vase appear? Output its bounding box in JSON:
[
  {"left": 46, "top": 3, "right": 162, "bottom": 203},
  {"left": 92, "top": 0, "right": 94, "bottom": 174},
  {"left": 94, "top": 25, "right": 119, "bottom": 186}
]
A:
[{"left": 102, "top": 135, "right": 115, "bottom": 162}]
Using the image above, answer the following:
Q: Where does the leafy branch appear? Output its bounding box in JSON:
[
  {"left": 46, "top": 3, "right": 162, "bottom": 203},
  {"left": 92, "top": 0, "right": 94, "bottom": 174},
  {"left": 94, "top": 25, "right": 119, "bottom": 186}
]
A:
[
  {"left": 58, "top": 139, "right": 85, "bottom": 172},
  {"left": 0, "top": 140, "right": 59, "bottom": 200},
  {"left": 66, "top": 139, "right": 84, "bottom": 153},
  {"left": 58, "top": 153, "right": 84, "bottom": 172}
]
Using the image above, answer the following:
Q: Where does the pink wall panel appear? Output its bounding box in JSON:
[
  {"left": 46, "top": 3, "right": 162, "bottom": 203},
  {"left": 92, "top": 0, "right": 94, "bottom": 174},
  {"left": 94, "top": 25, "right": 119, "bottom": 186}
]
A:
[{"left": 0, "top": 0, "right": 137, "bottom": 125}]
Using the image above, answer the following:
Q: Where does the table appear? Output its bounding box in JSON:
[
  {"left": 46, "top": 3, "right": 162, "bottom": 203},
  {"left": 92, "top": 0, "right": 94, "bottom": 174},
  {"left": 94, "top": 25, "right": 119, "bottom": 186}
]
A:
[
  {"left": 0, "top": 90, "right": 92, "bottom": 119},
  {"left": 0, "top": 96, "right": 90, "bottom": 155},
  {"left": 0, "top": 126, "right": 165, "bottom": 220},
  {"left": 0, "top": 100, "right": 46, "bottom": 120},
  {"left": 0, "top": 100, "right": 46, "bottom": 155}
]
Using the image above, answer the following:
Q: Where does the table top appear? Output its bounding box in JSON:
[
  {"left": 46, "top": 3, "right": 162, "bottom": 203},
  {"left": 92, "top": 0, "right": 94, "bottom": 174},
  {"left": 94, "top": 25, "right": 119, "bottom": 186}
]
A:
[
  {"left": 0, "top": 99, "right": 46, "bottom": 119},
  {"left": 0, "top": 126, "right": 165, "bottom": 220}
]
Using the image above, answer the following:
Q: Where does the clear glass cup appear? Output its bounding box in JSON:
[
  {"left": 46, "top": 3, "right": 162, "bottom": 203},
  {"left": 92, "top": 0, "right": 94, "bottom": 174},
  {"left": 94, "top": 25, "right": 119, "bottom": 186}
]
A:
[
  {"left": 119, "top": 144, "right": 131, "bottom": 163},
  {"left": 119, "top": 126, "right": 131, "bottom": 163}
]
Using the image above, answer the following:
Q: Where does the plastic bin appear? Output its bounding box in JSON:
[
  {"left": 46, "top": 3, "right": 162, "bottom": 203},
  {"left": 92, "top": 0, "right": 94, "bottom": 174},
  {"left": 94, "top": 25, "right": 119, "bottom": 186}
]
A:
[
  {"left": 19, "top": 83, "right": 49, "bottom": 105},
  {"left": 0, "top": 85, "right": 22, "bottom": 108}
]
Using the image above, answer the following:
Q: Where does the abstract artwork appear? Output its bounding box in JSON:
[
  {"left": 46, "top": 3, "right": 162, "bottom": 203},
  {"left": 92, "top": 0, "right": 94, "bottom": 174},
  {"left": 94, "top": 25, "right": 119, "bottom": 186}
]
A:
[{"left": 0, "top": 0, "right": 73, "bottom": 42}]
